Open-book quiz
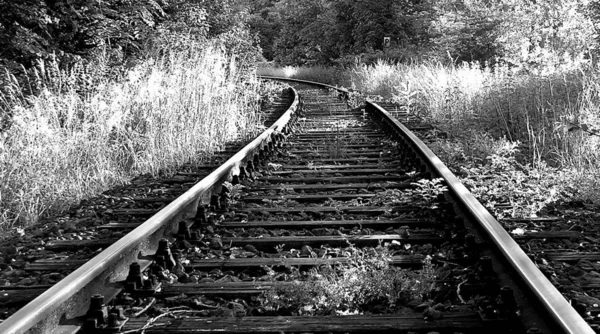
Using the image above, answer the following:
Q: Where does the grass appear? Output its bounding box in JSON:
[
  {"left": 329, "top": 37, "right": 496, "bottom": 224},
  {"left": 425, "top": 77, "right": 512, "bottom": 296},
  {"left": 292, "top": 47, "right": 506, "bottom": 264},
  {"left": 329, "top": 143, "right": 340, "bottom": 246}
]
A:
[
  {"left": 348, "top": 60, "right": 600, "bottom": 208},
  {"left": 0, "top": 39, "right": 269, "bottom": 232},
  {"left": 351, "top": 61, "right": 600, "bottom": 168}
]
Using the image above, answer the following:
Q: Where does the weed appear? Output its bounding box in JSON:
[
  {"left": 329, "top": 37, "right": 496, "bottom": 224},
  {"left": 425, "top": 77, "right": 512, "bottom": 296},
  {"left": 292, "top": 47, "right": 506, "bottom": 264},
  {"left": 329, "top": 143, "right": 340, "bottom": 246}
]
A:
[
  {"left": 259, "top": 244, "right": 436, "bottom": 315},
  {"left": 323, "top": 127, "right": 348, "bottom": 159},
  {"left": 222, "top": 181, "right": 244, "bottom": 207},
  {"left": 370, "top": 178, "right": 448, "bottom": 209},
  {"left": 458, "top": 143, "right": 567, "bottom": 219}
]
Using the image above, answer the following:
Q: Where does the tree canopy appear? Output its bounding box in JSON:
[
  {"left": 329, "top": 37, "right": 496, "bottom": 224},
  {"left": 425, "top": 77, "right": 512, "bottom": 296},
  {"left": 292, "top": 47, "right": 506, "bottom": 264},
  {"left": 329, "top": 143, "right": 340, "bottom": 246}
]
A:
[
  {"left": 1, "top": 0, "right": 599, "bottom": 70},
  {"left": 248, "top": 0, "right": 599, "bottom": 67}
]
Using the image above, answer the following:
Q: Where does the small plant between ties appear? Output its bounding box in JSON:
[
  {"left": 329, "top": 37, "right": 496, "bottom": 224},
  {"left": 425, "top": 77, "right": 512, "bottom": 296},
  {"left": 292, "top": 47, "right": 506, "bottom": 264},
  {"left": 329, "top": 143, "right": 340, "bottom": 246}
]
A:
[
  {"left": 369, "top": 178, "right": 448, "bottom": 209},
  {"left": 324, "top": 120, "right": 348, "bottom": 159},
  {"left": 259, "top": 243, "right": 436, "bottom": 316},
  {"left": 222, "top": 181, "right": 244, "bottom": 207}
]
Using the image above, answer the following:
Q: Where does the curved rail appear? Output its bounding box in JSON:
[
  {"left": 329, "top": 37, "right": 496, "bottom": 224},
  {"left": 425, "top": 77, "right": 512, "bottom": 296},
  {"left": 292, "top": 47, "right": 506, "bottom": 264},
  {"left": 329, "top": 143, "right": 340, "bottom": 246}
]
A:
[
  {"left": 258, "top": 76, "right": 593, "bottom": 334},
  {"left": 365, "top": 101, "right": 593, "bottom": 334},
  {"left": 257, "top": 75, "right": 350, "bottom": 97},
  {"left": 0, "top": 87, "right": 300, "bottom": 334}
]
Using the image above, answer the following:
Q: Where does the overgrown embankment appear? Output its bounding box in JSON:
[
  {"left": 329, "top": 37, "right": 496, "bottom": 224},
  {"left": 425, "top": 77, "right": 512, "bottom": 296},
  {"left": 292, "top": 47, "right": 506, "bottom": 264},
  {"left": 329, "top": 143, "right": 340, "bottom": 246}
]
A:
[
  {"left": 0, "top": 1, "right": 266, "bottom": 232},
  {"left": 348, "top": 61, "right": 600, "bottom": 205},
  {"left": 0, "top": 40, "right": 268, "bottom": 231}
]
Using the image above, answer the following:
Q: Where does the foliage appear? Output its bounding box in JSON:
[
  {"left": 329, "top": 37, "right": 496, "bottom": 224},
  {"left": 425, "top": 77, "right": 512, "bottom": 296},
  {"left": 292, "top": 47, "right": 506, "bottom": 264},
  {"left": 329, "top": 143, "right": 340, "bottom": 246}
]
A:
[
  {"left": 455, "top": 139, "right": 566, "bottom": 218},
  {"left": 426, "top": 130, "right": 600, "bottom": 215},
  {"left": 0, "top": 0, "right": 264, "bottom": 94},
  {"left": 248, "top": 0, "right": 433, "bottom": 65},
  {"left": 0, "top": 0, "right": 267, "bottom": 135},
  {"left": 429, "top": 0, "right": 596, "bottom": 67},
  {"left": 246, "top": 0, "right": 280, "bottom": 60},
  {"left": 0, "top": 0, "right": 168, "bottom": 70},
  {"left": 346, "top": 59, "right": 600, "bottom": 166},
  {"left": 428, "top": 1, "right": 502, "bottom": 63},
  {"left": 500, "top": 0, "right": 596, "bottom": 69},
  {"left": 248, "top": 0, "right": 598, "bottom": 68},
  {"left": 259, "top": 245, "right": 435, "bottom": 315},
  {"left": 369, "top": 177, "right": 447, "bottom": 209}
]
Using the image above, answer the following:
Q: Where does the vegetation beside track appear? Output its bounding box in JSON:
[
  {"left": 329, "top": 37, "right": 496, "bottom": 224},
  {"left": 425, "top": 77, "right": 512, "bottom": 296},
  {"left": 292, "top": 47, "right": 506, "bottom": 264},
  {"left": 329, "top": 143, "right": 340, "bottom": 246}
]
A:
[
  {"left": 0, "top": 0, "right": 270, "bottom": 232},
  {"left": 0, "top": 41, "right": 280, "bottom": 233}
]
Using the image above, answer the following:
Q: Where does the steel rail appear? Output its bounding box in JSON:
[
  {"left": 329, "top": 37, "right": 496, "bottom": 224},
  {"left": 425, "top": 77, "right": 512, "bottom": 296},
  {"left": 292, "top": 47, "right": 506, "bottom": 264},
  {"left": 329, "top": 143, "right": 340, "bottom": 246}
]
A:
[
  {"left": 365, "top": 100, "right": 594, "bottom": 334},
  {"left": 259, "top": 76, "right": 593, "bottom": 333},
  {"left": 0, "top": 86, "right": 300, "bottom": 334}
]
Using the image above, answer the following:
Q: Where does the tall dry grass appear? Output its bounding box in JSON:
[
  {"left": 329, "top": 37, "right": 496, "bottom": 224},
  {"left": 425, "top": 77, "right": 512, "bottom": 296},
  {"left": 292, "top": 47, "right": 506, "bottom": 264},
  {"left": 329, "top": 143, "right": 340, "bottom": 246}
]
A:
[
  {"left": 348, "top": 60, "right": 600, "bottom": 203},
  {"left": 0, "top": 40, "right": 264, "bottom": 231},
  {"left": 348, "top": 60, "right": 600, "bottom": 166}
]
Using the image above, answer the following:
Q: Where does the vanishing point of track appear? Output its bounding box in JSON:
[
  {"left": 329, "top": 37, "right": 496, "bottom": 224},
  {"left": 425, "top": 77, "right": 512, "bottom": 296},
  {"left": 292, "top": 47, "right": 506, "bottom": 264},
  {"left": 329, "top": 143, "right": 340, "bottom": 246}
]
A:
[{"left": 0, "top": 78, "right": 594, "bottom": 334}]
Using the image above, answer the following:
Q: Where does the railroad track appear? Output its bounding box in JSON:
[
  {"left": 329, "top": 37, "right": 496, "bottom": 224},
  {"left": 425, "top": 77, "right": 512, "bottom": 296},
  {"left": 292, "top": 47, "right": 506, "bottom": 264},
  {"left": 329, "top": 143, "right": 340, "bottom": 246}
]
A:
[{"left": 0, "top": 78, "right": 594, "bottom": 334}]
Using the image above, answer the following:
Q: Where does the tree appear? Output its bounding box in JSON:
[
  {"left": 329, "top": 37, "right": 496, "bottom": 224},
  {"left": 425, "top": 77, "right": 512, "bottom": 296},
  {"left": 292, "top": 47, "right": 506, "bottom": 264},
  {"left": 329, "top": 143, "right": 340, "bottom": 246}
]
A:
[
  {"left": 247, "top": 0, "right": 281, "bottom": 60},
  {"left": 251, "top": 0, "right": 435, "bottom": 65},
  {"left": 0, "top": 0, "right": 169, "bottom": 69}
]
